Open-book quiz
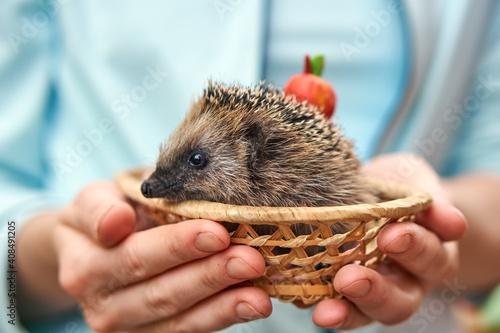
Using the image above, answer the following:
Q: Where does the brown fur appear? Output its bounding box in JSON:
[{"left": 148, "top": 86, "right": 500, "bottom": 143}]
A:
[{"left": 142, "top": 81, "right": 377, "bottom": 237}]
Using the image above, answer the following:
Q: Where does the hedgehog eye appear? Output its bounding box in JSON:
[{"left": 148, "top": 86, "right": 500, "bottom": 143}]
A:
[{"left": 188, "top": 152, "right": 208, "bottom": 169}]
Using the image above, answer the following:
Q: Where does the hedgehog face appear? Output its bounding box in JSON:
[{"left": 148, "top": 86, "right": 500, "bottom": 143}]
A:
[
  {"left": 141, "top": 113, "right": 257, "bottom": 204},
  {"left": 141, "top": 145, "right": 212, "bottom": 201}
]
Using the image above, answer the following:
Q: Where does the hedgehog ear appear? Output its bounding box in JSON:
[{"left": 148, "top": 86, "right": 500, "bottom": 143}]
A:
[{"left": 245, "top": 122, "right": 266, "bottom": 170}]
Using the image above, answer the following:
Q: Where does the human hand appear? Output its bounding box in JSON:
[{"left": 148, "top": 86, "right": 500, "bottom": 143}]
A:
[
  {"left": 312, "top": 153, "right": 468, "bottom": 329},
  {"left": 54, "top": 181, "right": 272, "bottom": 332}
]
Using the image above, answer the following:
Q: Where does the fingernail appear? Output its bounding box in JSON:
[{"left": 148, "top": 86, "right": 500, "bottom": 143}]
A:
[
  {"left": 194, "top": 232, "right": 227, "bottom": 253},
  {"left": 96, "top": 205, "right": 115, "bottom": 241},
  {"left": 235, "top": 302, "right": 265, "bottom": 321},
  {"left": 341, "top": 279, "right": 372, "bottom": 298},
  {"left": 226, "top": 258, "right": 259, "bottom": 279},
  {"left": 385, "top": 233, "right": 412, "bottom": 254}
]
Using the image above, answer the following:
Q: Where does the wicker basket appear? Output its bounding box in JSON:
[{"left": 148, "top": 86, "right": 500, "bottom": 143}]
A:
[{"left": 115, "top": 169, "right": 432, "bottom": 305}]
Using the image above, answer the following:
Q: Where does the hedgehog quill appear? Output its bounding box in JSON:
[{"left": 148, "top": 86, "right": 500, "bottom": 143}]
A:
[{"left": 141, "top": 81, "right": 377, "bottom": 237}]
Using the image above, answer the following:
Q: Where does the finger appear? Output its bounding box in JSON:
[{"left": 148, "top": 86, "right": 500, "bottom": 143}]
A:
[
  {"left": 54, "top": 221, "right": 103, "bottom": 297},
  {"left": 416, "top": 197, "right": 468, "bottom": 241},
  {"left": 131, "top": 287, "right": 272, "bottom": 333},
  {"left": 60, "top": 181, "right": 136, "bottom": 247},
  {"left": 378, "top": 221, "right": 459, "bottom": 283},
  {"left": 333, "top": 264, "right": 423, "bottom": 325},
  {"left": 313, "top": 298, "right": 372, "bottom": 330},
  {"left": 57, "top": 219, "right": 231, "bottom": 296},
  {"left": 363, "top": 153, "right": 468, "bottom": 241},
  {"left": 83, "top": 246, "right": 266, "bottom": 331}
]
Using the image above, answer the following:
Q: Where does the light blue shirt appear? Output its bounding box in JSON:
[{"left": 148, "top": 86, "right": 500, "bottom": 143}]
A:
[{"left": 1, "top": 1, "right": 499, "bottom": 333}]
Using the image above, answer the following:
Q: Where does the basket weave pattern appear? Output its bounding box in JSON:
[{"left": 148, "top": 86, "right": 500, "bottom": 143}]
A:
[{"left": 115, "top": 169, "right": 432, "bottom": 305}]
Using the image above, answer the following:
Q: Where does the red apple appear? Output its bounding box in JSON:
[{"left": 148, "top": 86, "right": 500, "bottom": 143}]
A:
[{"left": 284, "top": 55, "right": 337, "bottom": 119}]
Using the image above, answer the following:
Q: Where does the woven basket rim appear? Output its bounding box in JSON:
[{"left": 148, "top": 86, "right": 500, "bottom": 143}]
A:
[
  {"left": 115, "top": 169, "right": 432, "bottom": 225},
  {"left": 115, "top": 168, "right": 432, "bottom": 224}
]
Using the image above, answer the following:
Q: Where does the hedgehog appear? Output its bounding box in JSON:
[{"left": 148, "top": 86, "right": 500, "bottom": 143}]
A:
[{"left": 141, "top": 81, "right": 377, "bottom": 237}]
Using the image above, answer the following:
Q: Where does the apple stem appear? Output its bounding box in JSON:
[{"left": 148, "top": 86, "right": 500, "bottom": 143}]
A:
[
  {"left": 310, "top": 55, "right": 325, "bottom": 77},
  {"left": 303, "top": 54, "right": 312, "bottom": 74}
]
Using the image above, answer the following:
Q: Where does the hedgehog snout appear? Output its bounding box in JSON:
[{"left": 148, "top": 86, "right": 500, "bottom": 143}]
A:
[
  {"left": 141, "top": 179, "right": 156, "bottom": 198},
  {"left": 141, "top": 178, "right": 169, "bottom": 198},
  {"left": 141, "top": 176, "right": 185, "bottom": 199}
]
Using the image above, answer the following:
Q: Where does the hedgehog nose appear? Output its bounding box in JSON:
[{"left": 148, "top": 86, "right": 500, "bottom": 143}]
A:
[{"left": 141, "top": 180, "right": 155, "bottom": 198}]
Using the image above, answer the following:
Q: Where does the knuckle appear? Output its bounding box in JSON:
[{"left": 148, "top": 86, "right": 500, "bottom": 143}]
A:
[
  {"left": 198, "top": 264, "right": 226, "bottom": 291},
  {"left": 364, "top": 294, "right": 386, "bottom": 312},
  {"left": 403, "top": 231, "right": 432, "bottom": 264},
  {"left": 161, "top": 225, "right": 196, "bottom": 263},
  {"left": 143, "top": 280, "right": 181, "bottom": 318},
  {"left": 120, "top": 236, "right": 148, "bottom": 281},
  {"left": 168, "top": 242, "right": 193, "bottom": 263},
  {"left": 215, "top": 301, "right": 240, "bottom": 326},
  {"left": 59, "top": 265, "right": 89, "bottom": 297}
]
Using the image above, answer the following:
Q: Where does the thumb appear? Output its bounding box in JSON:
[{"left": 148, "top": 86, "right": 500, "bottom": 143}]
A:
[
  {"left": 60, "top": 181, "right": 136, "bottom": 247},
  {"left": 364, "top": 153, "right": 468, "bottom": 241}
]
